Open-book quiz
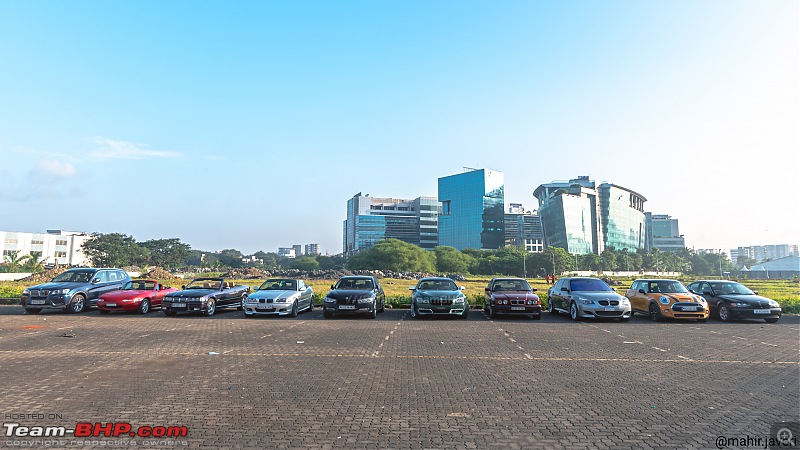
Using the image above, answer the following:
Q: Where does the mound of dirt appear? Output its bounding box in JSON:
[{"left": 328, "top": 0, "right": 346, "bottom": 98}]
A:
[
  {"left": 139, "top": 267, "right": 174, "bottom": 280},
  {"left": 16, "top": 264, "right": 65, "bottom": 283}
]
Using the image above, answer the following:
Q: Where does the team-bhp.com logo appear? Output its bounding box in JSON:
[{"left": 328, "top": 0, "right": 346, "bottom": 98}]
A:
[{"left": 4, "top": 422, "right": 188, "bottom": 438}]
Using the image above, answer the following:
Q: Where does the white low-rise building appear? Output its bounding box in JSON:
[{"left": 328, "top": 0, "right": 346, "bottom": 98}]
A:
[{"left": 1, "top": 229, "right": 91, "bottom": 266}]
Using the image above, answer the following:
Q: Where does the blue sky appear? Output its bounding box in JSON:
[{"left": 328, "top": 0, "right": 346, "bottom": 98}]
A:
[{"left": 1, "top": 0, "right": 797, "bottom": 255}]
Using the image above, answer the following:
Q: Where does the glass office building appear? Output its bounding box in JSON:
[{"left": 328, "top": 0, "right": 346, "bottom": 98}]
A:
[
  {"left": 645, "top": 213, "right": 685, "bottom": 252},
  {"left": 534, "top": 177, "right": 646, "bottom": 254},
  {"left": 343, "top": 193, "right": 440, "bottom": 255},
  {"left": 438, "top": 168, "right": 505, "bottom": 250}
]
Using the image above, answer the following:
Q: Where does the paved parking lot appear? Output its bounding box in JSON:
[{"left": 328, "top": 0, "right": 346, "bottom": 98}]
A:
[{"left": 1, "top": 305, "right": 798, "bottom": 449}]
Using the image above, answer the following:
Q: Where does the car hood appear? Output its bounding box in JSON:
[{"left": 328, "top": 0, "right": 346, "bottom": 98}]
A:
[
  {"left": 716, "top": 294, "right": 776, "bottom": 306},
  {"left": 651, "top": 293, "right": 700, "bottom": 303},
  {"left": 100, "top": 290, "right": 149, "bottom": 300},
  {"left": 493, "top": 291, "right": 539, "bottom": 301},
  {"left": 570, "top": 291, "right": 624, "bottom": 301},
  {"left": 326, "top": 289, "right": 374, "bottom": 300},
  {"left": 415, "top": 290, "right": 463, "bottom": 299},
  {"left": 166, "top": 289, "right": 217, "bottom": 298},
  {"left": 26, "top": 282, "right": 86, "bottom": 291},
  {"left": 248, "top": 290, "right": 299, "bottom": 301}
]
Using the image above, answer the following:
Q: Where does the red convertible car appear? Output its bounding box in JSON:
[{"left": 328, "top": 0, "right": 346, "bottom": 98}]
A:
[{"left": 97, "top": 280, "right": 178, "bottom": 314}]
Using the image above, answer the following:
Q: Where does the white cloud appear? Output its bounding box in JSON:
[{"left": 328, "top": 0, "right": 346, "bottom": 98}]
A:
[
  {"left": 90, "top": 137, "right": 182, "bottom": 160},
  {"left": 33, "top": 159, "right": 78, "bottom": 179}
]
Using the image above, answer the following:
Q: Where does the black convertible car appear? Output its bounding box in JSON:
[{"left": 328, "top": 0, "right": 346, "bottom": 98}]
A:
[
  {"left": 686, "top": 280, "right": 781, "bottom": 323},
  {"left": 162, "top": 277, "right": 250, "bottom": 317}
]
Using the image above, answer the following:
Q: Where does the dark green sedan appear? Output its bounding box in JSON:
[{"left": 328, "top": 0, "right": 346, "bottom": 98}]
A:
[{"left": 409, "top": 277, "right": 469, "bottom": 319}]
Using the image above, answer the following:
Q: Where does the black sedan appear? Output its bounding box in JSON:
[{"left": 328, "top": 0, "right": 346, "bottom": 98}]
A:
[
  {"left": 686, "top": 280, "right": 781, "bottom": 323},
  {"left": 322, "top": 276, "right": 385, "bottom": 319}
]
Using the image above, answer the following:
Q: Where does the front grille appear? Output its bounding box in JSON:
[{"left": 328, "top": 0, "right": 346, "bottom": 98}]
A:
[
  {"left": 598, "top": 300, "right": 619, "bottom": 306},
  {"left": 511, "top": 299, "right": 526, "bottom": 305},
  {"left": 337, "top": 298, "right": 356, "bottom": 305},
  {"left": 258, "top": 299, "right": 273, "bottom": 303},
  {"left": 31, "top": 290, "right": 49, "bottom": 298},
  {"left": 430, "top": 299, "right": 452, "bottom": 305},
  {"left": 672, "top": 303, "right": 701, "bottom": 311}
]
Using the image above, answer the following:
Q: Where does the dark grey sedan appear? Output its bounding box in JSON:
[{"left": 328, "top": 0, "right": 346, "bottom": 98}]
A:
[{"left": 686, "top": 280, "right": 781, "bottom": 323}]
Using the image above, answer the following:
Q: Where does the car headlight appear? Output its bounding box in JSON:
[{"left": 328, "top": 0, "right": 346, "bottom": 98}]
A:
[
  {"left": 732, "top": 302, "right": 749, "bottom": 308},
  {"left": 245, "top": 296, "right": 257, "bottom": 303},
  {"left": 358, "top": 296, "right": 375, "bottom": 304},
  {"left": 22, "top": 289, "right": 29, "bottom": 295},
  {"left": 417, "top": 297, "right": 429, "bottom": 304},
  {"left": 454, "top": 296, "right": 465, "bottom": 304},
  {"left": 574, "top": 297, "right": 593, "bottom": 305},
  {"left": 659, "top": 296, "right": 671, "bottom": 305},
  {"left": 695, "top": 296, "right": 706, "bottom": 304},
  {"left": 769, "top": 301, "right": 779, "bottom": 308},
  {"left": 620, "top": 298, "right": 630, "bottom": 304},
  {"left": 324, "top": 297, "right": 336, "bottom": 303}
]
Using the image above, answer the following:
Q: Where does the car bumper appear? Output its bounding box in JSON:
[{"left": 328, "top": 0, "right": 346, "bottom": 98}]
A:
[
  {"left": 660, "top": 303, "right": 709, "bottom": 320},
  {"left": 163, "top": 301, "right": 208, "bottom": 313},
  {"left": 21, "top": 295, "right": 70, "bottom": 310},
  {"left": 415, "top": 305, "right": 468, "bottom": 315},
  {"left": 244, "top": 303, "right": 293, "bottom": 315},
  {"left": 493, "top": 305, "right": 542, "bottom": 315},
  {"left": 730, "top": 307, "right": 781, "bottom": 320},
  {"left": 97, "top": 302, "right": 141, "bottom": 312},
  {"left": 324, "top": 303, "right": 374, "bottom": 314},
  {"left": 577, "top": 305, "right": 632, "bottom": 319}
]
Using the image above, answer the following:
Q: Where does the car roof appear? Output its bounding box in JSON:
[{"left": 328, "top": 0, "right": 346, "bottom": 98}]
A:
[
  {"left": 419, "top": 277, "right": 453, "bottom": 282},
  {"left": 340, "top": 276, "right": 373, "bottom": 280},
  {"left": 493, "top": 277, "right": 525, "bottom": 281},
  {"left": 634, "top": 279, "right": 681, "bottom": 283}
]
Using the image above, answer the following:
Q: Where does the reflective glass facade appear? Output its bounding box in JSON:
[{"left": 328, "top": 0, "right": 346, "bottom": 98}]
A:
[
  {"left": 598, "top": 184, "right": 646, "bottom": 251},
  {"left": 645, "top": 213, "right": 685, "bottom": 252},
  {"left": 343, "top": 194, "right": 439, "bottom": 255},
  {"left": 438, "top": 169, "right": 504, "bottom": 250}
]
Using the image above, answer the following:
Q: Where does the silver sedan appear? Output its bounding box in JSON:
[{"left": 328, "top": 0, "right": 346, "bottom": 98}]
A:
[{"left": 244, "top": 278, "right": 314, "bottom": 318}]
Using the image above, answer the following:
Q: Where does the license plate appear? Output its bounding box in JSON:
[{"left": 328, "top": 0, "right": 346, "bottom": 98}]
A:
[
  {"left": 30, "top": 300, "right": 46, "bottom": 305},
  {"left": 172, "top": 303, "right": 186, "bottom": 308},
  {"left": 753, "top": 309, "right": 770, "bottom": 314},
  {"left": 604, "top": 307, "right": 615, "bottom": 311},
  {"left": 681, "top": 306, "right": 697, "bottom": 311},
  {"left": 511, "top": 306, "right": 526, "bottom": 311},
  {"left": 256, "top": 306, "right": 274, "bottom": 311},
  {"left": 339, "top": 305, "right": 355, "bottom": 310},
  {"left": 106, "top": 303, "right": 116, "bottom": 307}
]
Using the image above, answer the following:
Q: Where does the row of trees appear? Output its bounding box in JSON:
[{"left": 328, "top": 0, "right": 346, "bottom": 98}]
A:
[
  {"left": 0, "top": 251, "right": 46, "bottom": 273},
  {"left": 2, "top": 233, "right": 738, "bottom": 277}
]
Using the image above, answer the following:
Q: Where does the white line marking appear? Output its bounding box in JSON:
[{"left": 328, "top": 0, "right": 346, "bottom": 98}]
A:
[
  {"left": 652, "top": 347, "right": 667, "bottom": 352},
  {"left": 761, "top": 342, "right": 778, "bottom": 347}
]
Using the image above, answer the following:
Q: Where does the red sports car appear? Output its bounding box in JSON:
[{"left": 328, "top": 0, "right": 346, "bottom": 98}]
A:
[{"left": 97, "top": 280, "right": 178, "bottom": 314}]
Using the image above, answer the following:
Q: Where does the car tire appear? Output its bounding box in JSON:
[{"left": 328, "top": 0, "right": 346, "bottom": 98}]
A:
[
  {"left": 489, "top": 305, "right": 497, "bottom": 319},
  {"left": 569, "top": 302, "right": 579, "bottom": 321},
  {"left": 765, "top": 317, "right": 779, "bottom": 323},
  {"left": 718, "top": 304, "right": 731, "bottom": 322},
  {"left": 410, "top": 303, "right": 418, "bottom": 319},
  {"left": 379, "top": 301, "right": 385, "bottom": 313},
  {"left": 370, "top": 306, "right": 377, "bottom": 319},
  {"left": 290, "top": 301, "right": 298, "bottom": 318},
  {"left": 649, "top": 303, "right": 662, "bottom": 322},
  {"left": 163, "top": 309, "right": 177, "bottom": 317},
  {"left": 237, "top": 296, "right": 245, "bottom": 311},
  {"left": 323, "top": 310, "right": 333, "bottom": 318},
  {"left": 461, "top": 306, "right": 469, "bottom": 319},
  {"left": 483, "top": 302, "right": 489, "bottom": 315},
  {"left": 138, "top": 299, "right": 151, "bottom": 315},
  {"left": 204, "top": 299, "right": 216, "bottom": 317},
  {"left": 620, "top": 316, "right": 631, "bottom": 322},
  {"left": 307, "top": 299, "right": 314, "bottom": 312},
  {"left": 548, "top": 300, "right": 556, "bottom": 315},
  {"left": 25, "top": 308, "right": 41, "bottom": 314},
  {"left": 66, "top": 294, "right": 86, "bottom": 314}
]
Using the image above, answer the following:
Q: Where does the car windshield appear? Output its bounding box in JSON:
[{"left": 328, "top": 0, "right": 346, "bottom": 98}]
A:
[
  {"left": 710, "top": 282, "right": 755, "bottom": 295},
  {"left": 52, "top": 270, "right": 94, "bottom": 283},
  {"left": 492, "top": 280, "right": 531, "bottom": 291},
  {"left": 186, "top": 279, "right": 222, "bottom": 290},
  {"left": 570, "top": 279, "right": 613, "bottom": 292},
  {"left": 123, "top": 281, "right": 155, "bottom": 290},
  {"left": 259, "top": 279, "right": 297, "bottom": 290},
  {"left": 335, "top": 278, "right": 374, "bottom": 290},
  {"left": 417, "top": 279, "right": 458, "bottom": 291},
  {"left": 646, "top": 280, "right": 688, "bottom": 294}
]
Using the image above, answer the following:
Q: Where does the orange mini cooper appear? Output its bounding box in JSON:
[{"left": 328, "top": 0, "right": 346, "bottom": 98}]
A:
[{"left": 625, "top": 279, "right": 709, "bottom": 322}]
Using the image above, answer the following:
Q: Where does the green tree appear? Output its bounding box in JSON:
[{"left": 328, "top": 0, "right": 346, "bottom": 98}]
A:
[
  {"left": 291, "top": 256, "right": 320, "bottom": 270},
  {"left": 217, "top": 249, "right": 244, "bottom": 268},
  {"left": 317, "top": 254, "right": 346, "bottom": 270},
  {"left": 22, "top": 252, "right": 45, "bottom": 273},
  {"left": 3, "top": 250, "right": 31, "bottom": 271},
  {"left": 600, "top": 250, "right": 618, "bottom": 271},
  {"left": 433, "top": 246, "right": 473, "bottom": 274},
  {"left": 81, "top": 233, "right": 150, "bottom": 267},
  {"left": 347, "top": 239, "right": 435, "bottom": 272},
  {"left": 142, "top": 238, "right": 191, "bottom": 268}
]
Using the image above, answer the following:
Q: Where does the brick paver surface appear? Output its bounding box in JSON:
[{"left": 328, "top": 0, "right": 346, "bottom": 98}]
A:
[{"left": 1, "top": 305, "right": 798, "bottom": 449}]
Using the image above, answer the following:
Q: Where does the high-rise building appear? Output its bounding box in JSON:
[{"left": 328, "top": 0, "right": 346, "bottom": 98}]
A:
[
  {"left": 343, "top": 193, "right": 440, "bottom": 255},
  {"left": 277, "top": 247, "right": 296, "bottom": 258},
  {"left": 1, "top": 229, "right": 90, "bottom": 266},
  {"left": 292, "top": 244, "right": 303, "bottom": 257},
  {"left": 305, "top": 244, "right": 320, "bottom": 255},
  {"left": 645, "top": 213, "right": 686, "bottom": 252},
  {"left": 504, "top": 204, "right": 544, "bottom": 253},
  {"left": 533, "top": 176, "right": 646, "bottom": 255},
  {"left": 438, "top": 168, "right": 505, "bottom": 251},
  {"left": 733, "top": 244, "right": 799, "bottom": 263}
]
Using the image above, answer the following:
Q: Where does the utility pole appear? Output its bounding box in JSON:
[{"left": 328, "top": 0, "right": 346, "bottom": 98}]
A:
[{"left": 552, "top": 252, "right": 556, "bottom": 276}]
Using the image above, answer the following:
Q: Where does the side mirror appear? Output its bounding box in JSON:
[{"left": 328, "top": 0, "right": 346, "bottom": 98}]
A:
[
  {"left": 638, "top": 289, "right": 646, "bottom": 294},
  {"left": 117, "top": 286, "right": 122, "bottom": 290},
  {"left": 91, "top": 278, "right": 100, "bottom": 284},
  {"left": 753, "top": 291, "right": 758, "bottom": 295},
  {"left": 484, "top": 287, "right": 491, "bottom": 292},
  {"left": 532, "top": 288, "right": 537, "bottom": 292},
  {"left": 460, "top": 286, "right": 465, "bottom": 291},
  {"left": 331, "top": 284, "right": 335, "bottom": 290},
  {"left": 409, "top": 286, "right": 416, "bottom": 291},
  {"left": 253, "top": 286, "right": 259, "bottom": 291},
  {"left": 181, "top": 285, "right": 186, "bottom": 290}
]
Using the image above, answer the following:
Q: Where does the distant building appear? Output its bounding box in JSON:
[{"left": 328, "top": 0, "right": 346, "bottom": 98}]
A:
[
  {"left": 645, "top": 213, "right": 685, "bottom": 252},
  {"left": 740, "top": 256, "right": 800, "bottom": 279},
  {"left": 438, "top": 168, "right": 505, "bottom": 250},
  {"left": 504, "top": 204, "right": 544, "bottom": 253},
  {"left": 0, "top": 229, "right": 91, "bottom": 266},
  {"left": 533, "top": 176, "right": 646, "bottom": 255},
  {"left": 278, "top": 247, "right": 296, "bottom": 258},
  {"left": 734, "top": 244, "right": 799, "bottom": 263},
  {"left": 292, "top": 244, "right": 303, "bottom": 257},
  {"left": 305, "top": 244, "right": 320, "bottom": 255},
  {"left": 343, "top": 193, "right": 440, "bottom": 256}
]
